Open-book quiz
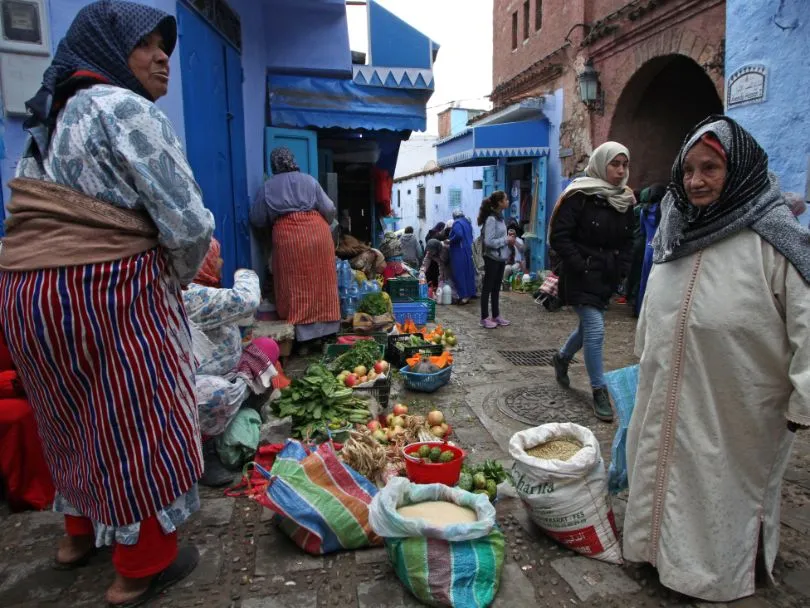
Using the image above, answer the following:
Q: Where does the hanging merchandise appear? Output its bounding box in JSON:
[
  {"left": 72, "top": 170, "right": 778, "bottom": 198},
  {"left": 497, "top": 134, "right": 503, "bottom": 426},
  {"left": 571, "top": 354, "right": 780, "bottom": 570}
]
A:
[{"left": 373, "top": 167, "right": 393, "bottom": 216}]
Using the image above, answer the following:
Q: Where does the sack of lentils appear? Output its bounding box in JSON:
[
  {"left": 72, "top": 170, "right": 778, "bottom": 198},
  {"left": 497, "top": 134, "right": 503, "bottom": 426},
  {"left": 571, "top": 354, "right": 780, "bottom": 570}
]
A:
[{"left": 509, "top": 422, "right": 622, "bottom": 564}]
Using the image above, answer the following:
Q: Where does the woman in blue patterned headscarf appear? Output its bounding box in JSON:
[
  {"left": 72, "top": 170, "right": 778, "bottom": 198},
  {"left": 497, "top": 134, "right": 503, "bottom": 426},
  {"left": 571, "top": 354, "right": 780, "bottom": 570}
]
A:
[{"left": 0, "top": 2, "right": 213, "bottom": 605}]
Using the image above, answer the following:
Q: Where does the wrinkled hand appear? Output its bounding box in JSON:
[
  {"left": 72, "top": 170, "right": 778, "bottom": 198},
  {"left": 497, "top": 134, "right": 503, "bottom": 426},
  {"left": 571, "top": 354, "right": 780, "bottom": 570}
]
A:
[{"left": 788, "top": 421, "right": 809, "bottom": 432}]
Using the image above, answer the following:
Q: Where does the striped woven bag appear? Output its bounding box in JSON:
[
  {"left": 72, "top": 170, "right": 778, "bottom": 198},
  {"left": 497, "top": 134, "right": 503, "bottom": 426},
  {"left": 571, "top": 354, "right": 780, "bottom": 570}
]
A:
[{"left": 256, "top": 440, "right": 382, "bottom": 554}]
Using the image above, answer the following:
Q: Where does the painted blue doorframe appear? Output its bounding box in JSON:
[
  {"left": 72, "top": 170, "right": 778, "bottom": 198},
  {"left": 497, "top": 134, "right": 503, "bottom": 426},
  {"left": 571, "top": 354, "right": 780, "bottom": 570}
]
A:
[
  {"left": 177, "top": 2, "right": 250, "bottom": 286},
  {"left": 265, "top": 127, "right": 318, "bottom": 179},
  {"left": 529, "top": 156, "right": 548, "bottom": 272}
]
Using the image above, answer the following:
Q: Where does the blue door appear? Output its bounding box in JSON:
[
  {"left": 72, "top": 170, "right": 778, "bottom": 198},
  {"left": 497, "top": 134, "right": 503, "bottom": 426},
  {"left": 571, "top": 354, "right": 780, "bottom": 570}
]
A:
[
  {"left": 265, "top": 127, "right": 318, "bottom": 179},
  {"left": 482, "top": 166, "right": 495, "bottom": 199},
  {"left": 530, "top": 156, "right": 548, "bottom": 271},
  {"left": 177, "top": 3, "right": 249, "bottom": 285}
]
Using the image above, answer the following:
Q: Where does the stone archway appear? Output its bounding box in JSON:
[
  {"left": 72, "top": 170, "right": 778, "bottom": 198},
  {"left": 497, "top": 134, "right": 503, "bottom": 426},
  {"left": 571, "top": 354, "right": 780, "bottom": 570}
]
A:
[{"left": 609, "top": 54, "right": 723, "bottom": 188}]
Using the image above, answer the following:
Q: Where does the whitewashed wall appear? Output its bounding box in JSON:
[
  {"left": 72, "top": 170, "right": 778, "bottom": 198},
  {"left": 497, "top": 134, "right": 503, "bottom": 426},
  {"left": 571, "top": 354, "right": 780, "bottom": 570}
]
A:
[{"left": 392, "top": 166, "right": 486, "bottom": 243}]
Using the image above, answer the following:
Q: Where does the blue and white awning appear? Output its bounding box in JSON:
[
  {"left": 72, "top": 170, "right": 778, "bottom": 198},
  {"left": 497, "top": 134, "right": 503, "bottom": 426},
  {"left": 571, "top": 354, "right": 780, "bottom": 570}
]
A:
[{"left": 436, "top": 119, "right": 550, "bottom": 168}]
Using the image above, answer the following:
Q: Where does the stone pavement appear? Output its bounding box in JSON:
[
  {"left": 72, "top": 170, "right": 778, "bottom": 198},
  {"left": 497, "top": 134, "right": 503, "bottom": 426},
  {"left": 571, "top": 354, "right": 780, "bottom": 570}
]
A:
[{"left": 2, "top": 293, "right": 810, "bottom": 607}]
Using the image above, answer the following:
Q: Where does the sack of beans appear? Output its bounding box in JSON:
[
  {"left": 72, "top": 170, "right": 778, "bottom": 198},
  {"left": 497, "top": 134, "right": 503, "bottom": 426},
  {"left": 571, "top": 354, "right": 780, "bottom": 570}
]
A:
[{"left": 509, "top": 422, "right": 622, "bottom": 564}]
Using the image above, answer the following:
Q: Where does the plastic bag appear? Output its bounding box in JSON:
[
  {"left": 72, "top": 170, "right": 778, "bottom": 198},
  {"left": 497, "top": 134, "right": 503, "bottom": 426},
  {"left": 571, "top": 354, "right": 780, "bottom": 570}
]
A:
[
  {"left": 604, "top": 364, "right": 639, "bottom": 494},
  {"left": 256, "top": 440, "right": 381, "bottom": 555},
  {"left": 370, "top": 478, "right": 505, "bottom": 607},
  {"left": 509, "top": 423, "right": 622, "bottom": 564},
  {"left": 216, "top": 408, "right": 261, "bottom": 469}
]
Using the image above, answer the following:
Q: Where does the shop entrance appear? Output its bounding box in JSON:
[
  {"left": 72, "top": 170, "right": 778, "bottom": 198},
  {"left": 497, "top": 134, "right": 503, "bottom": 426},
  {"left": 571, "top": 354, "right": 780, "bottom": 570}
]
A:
[{"left": 505, "top": 161, "right": 533, "bottom": 233}]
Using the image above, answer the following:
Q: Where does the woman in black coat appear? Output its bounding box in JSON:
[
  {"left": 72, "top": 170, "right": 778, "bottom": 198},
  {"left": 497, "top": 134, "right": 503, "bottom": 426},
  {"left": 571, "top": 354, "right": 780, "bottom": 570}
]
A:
[{"left": 549, "top": 142, "right": 636, "bottom": 422}]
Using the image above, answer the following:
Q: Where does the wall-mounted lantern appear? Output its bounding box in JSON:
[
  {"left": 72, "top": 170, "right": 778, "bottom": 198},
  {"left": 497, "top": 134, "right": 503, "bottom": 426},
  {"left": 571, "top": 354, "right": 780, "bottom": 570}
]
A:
[{"left": 577, "top": 59, "right": 604, "bottom": 115}]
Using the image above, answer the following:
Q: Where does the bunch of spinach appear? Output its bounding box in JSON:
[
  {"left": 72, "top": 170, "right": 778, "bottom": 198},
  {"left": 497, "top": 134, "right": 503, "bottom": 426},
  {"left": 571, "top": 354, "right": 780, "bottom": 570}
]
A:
[
  {"left": 272, "top": 363, "right": 372, "bottom": 438},
  {"left": 357, "top": 292, "right": 389, "bottom": 316}
]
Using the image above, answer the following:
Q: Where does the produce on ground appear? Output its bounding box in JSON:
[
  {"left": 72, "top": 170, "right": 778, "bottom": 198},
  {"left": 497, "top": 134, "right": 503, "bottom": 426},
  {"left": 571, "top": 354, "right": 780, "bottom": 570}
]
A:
[
  {"left": 405, "top": 351, "right": 453, "bottom": 372},
  {"left": 457, "top": 460, "right": 507, "bottom": 501},
  {"left": 357, "top": 292, "right": 390, "bottom": 316},
  {"left": 336, "top": 358, "right": 388, "bottom": 388},
  {"left": 369, "top": 409, "right": 448, "bottom": 444},
  {"left": 526, "top": 438, "right": 583, "bottom": 461},
  {"left": 326, "top": 340, "right": 383, "bottom": 375},
  {"left": 272, "top": 363, "right": 372, "bottom": 438},
  {"left": 394, "top": 334, "right": 432, "bottom": 352},
  {"left": 339, "top": 428, "right": 389, "bottom": 482},
  {"left": 396, "top": 501, "right": 477, "bottom": 527},
  {"left": 424, "top": 326, "right": 458, "bottom": 348}
]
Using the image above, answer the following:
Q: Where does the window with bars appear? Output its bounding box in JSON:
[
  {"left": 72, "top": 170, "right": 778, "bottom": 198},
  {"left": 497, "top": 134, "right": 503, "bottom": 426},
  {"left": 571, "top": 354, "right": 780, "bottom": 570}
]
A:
[
  {"left": 189, "top": 0, "right": 241, "bottom": 50},
  {"left": 449, "top": 188, "right": 462, "bottom": 210},
  {"left": 511, "top": 12, "right": 518, "bottom": 50},
  {"left": 523, "top": 1, "right": 530, "bottom": 40},
  {"left": 535, "top": 0, "right": 543, "bottom": 30},
  {"left": 417, "top": 186, "right": 426, "bottom": 219}
]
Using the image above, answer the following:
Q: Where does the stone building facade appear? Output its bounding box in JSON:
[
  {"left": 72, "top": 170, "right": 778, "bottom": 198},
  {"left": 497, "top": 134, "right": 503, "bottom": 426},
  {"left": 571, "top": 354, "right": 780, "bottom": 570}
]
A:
[{"left": 489, "top": 0, "right": 726, "bottom": 188}]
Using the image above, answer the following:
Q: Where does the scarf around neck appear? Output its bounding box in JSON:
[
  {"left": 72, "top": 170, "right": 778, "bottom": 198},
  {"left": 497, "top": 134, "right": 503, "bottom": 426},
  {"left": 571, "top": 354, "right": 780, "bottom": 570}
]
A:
[
  {"left": 547, "top": 141, "right": 635, "bottom": 238},
  {"left": 653, "top": 115, "right": 810, "bottom": 283}
]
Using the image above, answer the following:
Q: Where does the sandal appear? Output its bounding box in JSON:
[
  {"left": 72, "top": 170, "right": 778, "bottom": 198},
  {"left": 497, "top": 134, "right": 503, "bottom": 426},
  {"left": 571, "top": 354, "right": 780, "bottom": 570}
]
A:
[{"left": 108, "top": 545, "right": 200, "bottom": 608}]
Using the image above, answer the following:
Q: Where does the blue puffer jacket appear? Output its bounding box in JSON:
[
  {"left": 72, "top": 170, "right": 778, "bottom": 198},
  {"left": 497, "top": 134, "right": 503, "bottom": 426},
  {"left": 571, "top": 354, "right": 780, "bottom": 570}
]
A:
[{"left": 483, "top": 213, "right": 509, "bottom": 262}]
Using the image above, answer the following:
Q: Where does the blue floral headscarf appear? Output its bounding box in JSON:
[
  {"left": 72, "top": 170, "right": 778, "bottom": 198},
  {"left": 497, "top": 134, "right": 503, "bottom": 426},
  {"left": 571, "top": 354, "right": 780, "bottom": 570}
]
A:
[{"left": 25, "top": 0, "right": 176, "bottom": 159}]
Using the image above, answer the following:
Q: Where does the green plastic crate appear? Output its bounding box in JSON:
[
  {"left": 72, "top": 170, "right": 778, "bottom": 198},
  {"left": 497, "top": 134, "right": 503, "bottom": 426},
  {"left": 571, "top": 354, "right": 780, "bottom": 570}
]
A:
[{"left": 385, "top": 278, "right": 420, "bottom": 302}]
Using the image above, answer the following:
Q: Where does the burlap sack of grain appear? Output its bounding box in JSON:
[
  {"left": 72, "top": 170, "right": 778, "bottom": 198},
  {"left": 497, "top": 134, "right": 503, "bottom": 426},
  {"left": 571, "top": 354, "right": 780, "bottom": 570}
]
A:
[{"left": 509, "top": 422, "right": 622, "bottom": 564}]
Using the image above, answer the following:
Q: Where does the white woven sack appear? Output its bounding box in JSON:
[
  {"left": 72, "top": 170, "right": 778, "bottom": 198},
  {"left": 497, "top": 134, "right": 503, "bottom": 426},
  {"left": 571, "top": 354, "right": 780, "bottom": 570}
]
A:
[{"left": 509, "top": 422, "right": 622, "bottom": 564}]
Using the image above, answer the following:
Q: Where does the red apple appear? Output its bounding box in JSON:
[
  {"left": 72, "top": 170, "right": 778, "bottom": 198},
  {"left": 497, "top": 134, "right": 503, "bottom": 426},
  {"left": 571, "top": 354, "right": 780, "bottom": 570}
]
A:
[
  {"left": 344, "top": 374, "right": 358, "bottom": 388},
  {"left": 392, "top": 403, "right": 409, "bottom": 416},
  {"left": 374, "top": 360, "right": 389, "bottom": 374},
  {"left": 427, "top": 410, "right": 444, "bottom": 426},
  {"left": 367, "top": 420, "right": 381, "bottom": 432}
]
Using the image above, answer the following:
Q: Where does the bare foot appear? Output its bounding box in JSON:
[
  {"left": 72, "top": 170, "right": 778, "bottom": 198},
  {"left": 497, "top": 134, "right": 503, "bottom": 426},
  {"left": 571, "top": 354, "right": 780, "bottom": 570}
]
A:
[
  {"left": 105, "top": 573, "right": 155, "bottom": 605},
  {"left": 56, "top": 535, "right": 94, "bottom": 565}
]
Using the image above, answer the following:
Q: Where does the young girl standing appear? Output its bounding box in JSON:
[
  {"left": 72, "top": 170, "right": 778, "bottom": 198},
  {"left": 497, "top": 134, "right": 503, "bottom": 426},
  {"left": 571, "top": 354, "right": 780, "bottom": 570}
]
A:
[{"left": 477, "top": 191, "right": 514, "bottom": 328}]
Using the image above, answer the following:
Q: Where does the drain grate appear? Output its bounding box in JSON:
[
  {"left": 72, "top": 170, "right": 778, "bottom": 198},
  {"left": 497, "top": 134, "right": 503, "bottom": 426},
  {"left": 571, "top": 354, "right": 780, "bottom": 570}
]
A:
[
  {"left": 496, "top": 383, "right": 592, "bottom": 426},
  {"left": 497, "top": 349, "right": 577, "bottom": 367}
]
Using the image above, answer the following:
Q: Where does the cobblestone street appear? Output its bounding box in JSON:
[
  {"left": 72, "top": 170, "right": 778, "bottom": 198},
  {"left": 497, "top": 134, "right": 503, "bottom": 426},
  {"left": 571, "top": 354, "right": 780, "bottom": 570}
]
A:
[{"left": 2, "top": 292, "right": 809, "bottom": 607}]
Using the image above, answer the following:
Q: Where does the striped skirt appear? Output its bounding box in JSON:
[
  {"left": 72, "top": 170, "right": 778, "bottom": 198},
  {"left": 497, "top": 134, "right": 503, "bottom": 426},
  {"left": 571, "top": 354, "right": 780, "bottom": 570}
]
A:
[
  {"left": 0, "top": 248, "right": 202, "bottom": 527},
  {"left": 272, "top": 211, "right": 340, "bottom": 327}
]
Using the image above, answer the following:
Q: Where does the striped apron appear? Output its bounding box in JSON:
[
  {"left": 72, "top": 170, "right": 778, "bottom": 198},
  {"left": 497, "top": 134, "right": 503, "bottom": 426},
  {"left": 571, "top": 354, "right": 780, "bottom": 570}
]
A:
[
  {"left": 0, "top": 248, "right": 202, "bottom": 527},
  {"left": 272, "top": 211, "right": 340, "bottom": 326}
]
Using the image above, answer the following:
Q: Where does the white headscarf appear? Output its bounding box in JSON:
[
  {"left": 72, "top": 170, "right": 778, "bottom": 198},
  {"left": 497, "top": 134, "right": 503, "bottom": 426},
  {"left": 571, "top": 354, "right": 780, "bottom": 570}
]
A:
[{"left": 559, "top": 141, "right": 635, "bottom": 213}]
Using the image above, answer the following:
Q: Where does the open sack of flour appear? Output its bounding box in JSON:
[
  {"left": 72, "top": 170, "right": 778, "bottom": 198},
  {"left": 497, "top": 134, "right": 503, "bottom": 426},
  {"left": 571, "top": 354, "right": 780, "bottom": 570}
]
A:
[
  {"left": 369, "top": 478, "right": 506, "bottom": 607},
  {"left": 509, "top": 422, "right": 622, "bottom": 564}
]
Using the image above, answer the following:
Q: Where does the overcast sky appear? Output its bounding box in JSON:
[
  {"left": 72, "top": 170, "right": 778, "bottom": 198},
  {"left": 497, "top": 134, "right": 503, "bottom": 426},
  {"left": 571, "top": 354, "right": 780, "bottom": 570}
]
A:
[{"left": 346, "top": 0, "right": 494, "bottom": 135}]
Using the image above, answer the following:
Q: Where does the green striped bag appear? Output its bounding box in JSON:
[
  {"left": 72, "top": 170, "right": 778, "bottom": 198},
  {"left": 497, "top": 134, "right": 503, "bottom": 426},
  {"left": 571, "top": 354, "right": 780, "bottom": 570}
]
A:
[{"left": 370, "top": 479, "right": 506, "bottom": 607}]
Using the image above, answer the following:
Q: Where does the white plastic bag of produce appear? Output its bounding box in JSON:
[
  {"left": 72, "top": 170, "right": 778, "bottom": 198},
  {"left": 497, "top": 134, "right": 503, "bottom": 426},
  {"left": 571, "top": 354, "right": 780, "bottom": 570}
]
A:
[{"left": 509, "top": 422, "right": 622, "bottom": 564}]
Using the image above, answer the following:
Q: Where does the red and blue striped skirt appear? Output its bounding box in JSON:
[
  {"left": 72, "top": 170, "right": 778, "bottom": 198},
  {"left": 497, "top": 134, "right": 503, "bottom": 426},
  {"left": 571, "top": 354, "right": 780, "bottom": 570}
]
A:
[{"left": 0, "top": 248, "right": 202, "bottom": 527}]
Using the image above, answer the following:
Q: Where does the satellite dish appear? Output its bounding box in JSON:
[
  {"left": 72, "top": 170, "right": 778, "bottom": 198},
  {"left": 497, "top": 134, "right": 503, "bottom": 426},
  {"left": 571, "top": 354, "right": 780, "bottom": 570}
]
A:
[{"left": 423, "top": 160, "right": 439, "bottom": 171}]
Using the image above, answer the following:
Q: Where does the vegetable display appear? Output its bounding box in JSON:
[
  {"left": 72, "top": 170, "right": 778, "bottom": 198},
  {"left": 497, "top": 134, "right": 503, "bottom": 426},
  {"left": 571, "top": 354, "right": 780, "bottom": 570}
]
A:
[
  {"left": 457, "top": 460, "right": 507, "bottom": 501},
  {"left": 326, "top": 340, "right": 382, "bottom": 375},
  {"left": 272, "top": 363, "right": 372, "bottom": 438},
  {"left": 357, "top": 292, "right": 390, "bottom": 316}
]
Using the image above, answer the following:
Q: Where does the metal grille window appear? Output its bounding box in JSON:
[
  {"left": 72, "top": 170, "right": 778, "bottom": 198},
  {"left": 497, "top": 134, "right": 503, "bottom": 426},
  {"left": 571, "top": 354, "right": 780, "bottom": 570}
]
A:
[
  {"left": 189, "top": 0, "right": 241, "bottom": 50},
  {"left": 535, "top": 0, "right": 543, "bottom": 31},
  {"left": 417, "top": 186, "right": 426, "bottom": 219},
  {"left": 448, "top": 188, "right": 462, "bottom": 210},
  {"left": 511, "top": 12, "right": 518, "bottom": 50}
]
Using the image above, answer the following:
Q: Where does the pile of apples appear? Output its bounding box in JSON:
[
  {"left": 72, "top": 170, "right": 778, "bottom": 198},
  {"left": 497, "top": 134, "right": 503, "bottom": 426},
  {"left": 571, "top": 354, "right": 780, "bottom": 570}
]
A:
[
  {"left": 336, "top": 360, "right": 389, "bottom": 388},
  {"left": 426, "top": 327, "right": 457, "bottom": 348},
  {"left": 366, "top": 404, "right": 449, "bottom": 444}
]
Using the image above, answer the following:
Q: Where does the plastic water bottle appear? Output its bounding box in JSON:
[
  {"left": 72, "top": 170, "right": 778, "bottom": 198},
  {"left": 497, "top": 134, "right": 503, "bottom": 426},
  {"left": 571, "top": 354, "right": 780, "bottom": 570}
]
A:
[
  {"left": 419, "top": 282, "right": 428, "bottom": 299},
  {"left": 367, "top": 281, "right": 381, "bottom": 294},
  {"left": 342, "top": 261, "right": 353, "bottom": 291},
  {"left": 346, "top": 282, "right": 359, "bottom": 316}
]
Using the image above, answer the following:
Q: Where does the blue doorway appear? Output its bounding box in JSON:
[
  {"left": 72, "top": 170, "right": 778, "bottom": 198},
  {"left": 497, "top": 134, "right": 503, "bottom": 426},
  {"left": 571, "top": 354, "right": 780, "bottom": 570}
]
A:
[{"left": 177, "top": 2, "right": 249, "bottom": 285}]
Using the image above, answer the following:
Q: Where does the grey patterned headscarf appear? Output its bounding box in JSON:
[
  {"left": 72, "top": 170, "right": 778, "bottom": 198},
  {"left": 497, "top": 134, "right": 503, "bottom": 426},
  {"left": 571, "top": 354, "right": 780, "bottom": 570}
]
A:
[
  {"left": 270, "top": 147, "right": 300, "bottom": 174},
  {"left": 654, "top": 115, "right": 810, "bottom": 283}
]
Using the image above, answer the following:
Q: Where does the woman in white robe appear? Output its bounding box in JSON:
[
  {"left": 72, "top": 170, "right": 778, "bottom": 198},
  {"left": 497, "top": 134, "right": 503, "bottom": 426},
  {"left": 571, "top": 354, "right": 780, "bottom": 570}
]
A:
[{"left": 624, "top": 116, "right": 810, "bottom": 602}]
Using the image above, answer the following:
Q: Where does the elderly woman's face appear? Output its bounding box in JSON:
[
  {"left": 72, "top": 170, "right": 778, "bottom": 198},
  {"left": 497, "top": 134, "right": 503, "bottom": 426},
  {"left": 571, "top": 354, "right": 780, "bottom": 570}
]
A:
[
  {"left": 683, "top": 142, "right": 727, "bottom": 207},
  {"left": 129, "top": 31, "right": 170, "bottom": 100},
  {"left": 605, "top": 154, "right": 629, "bottom": 187}
]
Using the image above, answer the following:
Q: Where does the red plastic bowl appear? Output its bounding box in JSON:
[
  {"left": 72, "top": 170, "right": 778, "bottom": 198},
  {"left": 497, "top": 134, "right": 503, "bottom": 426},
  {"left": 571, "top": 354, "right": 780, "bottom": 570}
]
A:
[{"left": 403, "top": 442, "right": 465, "bottom": 485}]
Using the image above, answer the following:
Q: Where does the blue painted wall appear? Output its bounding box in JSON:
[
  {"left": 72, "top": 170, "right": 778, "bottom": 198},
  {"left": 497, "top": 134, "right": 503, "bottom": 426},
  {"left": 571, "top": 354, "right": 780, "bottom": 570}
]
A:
[
  {"left": 265, "top": 0, "right": 351, "bottom": 77},
  {"left": 368, "top": 0, "right": 432, "bottom": 69},
  {"left": 726, "top": 0, "right": 809, "bottom": 223},
  {"left": 545, "top": 88, "right": 564, "bottom": 212}
]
